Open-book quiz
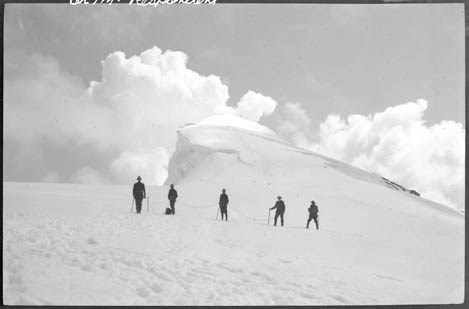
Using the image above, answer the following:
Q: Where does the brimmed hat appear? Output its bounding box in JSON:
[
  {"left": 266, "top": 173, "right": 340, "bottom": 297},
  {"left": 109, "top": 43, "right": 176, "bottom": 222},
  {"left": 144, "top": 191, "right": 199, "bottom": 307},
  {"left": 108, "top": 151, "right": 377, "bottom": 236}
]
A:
[{"left": 137, "top": 176, "right": 142, "bottom": 180}]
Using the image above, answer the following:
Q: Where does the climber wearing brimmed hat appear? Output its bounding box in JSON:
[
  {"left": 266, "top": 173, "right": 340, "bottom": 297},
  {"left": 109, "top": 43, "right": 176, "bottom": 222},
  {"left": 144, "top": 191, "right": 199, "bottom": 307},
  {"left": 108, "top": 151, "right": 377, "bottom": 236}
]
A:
[
  {"left": 307, "top": 200, "right": 319, "bottom": 230},
  {"left": 132, "top": 176, "right": 146, "bottom": 214},
  {"left": 270, "top": 196, "right": 286, "bottom": 226}
]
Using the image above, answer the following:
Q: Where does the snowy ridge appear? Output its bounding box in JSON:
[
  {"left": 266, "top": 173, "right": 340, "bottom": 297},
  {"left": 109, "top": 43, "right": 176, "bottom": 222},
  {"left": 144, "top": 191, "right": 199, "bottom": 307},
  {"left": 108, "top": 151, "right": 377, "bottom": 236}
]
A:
[{"left": 167, "top": 115, "right": 459, "bottom": 215}]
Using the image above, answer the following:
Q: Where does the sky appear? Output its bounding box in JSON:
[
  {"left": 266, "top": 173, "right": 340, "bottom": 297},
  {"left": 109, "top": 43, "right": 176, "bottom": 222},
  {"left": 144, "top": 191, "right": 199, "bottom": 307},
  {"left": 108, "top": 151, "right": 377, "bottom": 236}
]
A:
[{"left": 3, "top": 3, "right": 465, "bottom": 209}]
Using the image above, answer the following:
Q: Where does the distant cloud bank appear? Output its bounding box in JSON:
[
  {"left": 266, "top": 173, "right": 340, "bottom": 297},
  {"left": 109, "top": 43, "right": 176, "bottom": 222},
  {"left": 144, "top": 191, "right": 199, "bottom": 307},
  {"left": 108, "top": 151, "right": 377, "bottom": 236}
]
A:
[
  {"left": 277, "top": 99, "right": 465, "bottom": 210},
  {"left": 4, "top": 46, "right": 276, "bottom": 186}
]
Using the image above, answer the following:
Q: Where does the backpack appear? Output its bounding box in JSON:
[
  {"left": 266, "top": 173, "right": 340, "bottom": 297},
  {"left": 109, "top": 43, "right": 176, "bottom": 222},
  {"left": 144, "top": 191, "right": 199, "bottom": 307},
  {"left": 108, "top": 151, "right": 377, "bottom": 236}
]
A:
[{"left": 165, "top": 208, "right": 172, "bottom": 215}]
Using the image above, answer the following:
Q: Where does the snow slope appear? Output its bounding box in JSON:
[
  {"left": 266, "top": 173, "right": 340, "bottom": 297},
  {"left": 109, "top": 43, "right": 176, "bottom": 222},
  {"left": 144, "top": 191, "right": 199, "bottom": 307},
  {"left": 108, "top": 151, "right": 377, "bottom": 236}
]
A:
[{"left": 3, "top": 115, "right": 464, "bottom": 305}]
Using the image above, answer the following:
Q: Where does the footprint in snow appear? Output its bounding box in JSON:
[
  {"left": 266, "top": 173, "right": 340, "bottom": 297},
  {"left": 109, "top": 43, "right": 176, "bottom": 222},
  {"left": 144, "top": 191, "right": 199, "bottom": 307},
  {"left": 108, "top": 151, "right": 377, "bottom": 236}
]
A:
[
  {"left": 143, "top": 279, "right": 164, "bottom": 293},
  {"left": 80, "top": 264, "right": 93, "bottom": 272},
  {"left": 330, "top": 294, "right": 349, "bottom": 304},
  {"left": 87, "top": 237, "right": 98, "bottom": 245},
  {"left": 373, "top": 273, "right": 403, "bottom": 282},
  {"left": 250, "top": 271, "right": 273, "bottom": 282},
  {"left": 219, "top": 264, "right": 244, "bottom": 274},
  {"left": 135, "top": 285, "right": 151, "bottom": 298},
  {"left": 299, "top": 291, "right": 318, "bottom": 300}
]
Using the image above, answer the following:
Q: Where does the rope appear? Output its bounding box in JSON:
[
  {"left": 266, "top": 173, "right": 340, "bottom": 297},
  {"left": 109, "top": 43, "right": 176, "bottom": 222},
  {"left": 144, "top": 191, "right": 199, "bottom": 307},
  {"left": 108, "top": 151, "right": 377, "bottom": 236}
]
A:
[
  {"left": 141, "top": 198, "right": 267, "bottom": 223},
  {"left": 227, "top": 207, "right": 265, "bottom": 222},
  {"left": 178, "top": 200, "right": 216, "bottom": 209},
  {"left": 178, "top": 200, "right": 265, "bottom": 222}
]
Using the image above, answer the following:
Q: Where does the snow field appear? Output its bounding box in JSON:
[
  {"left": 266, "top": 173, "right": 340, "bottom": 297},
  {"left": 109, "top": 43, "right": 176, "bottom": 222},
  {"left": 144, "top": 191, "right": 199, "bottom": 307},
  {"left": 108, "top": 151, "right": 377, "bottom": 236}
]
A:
[{"left": 3, "top": 181, "right": 464, "bottom": 305}]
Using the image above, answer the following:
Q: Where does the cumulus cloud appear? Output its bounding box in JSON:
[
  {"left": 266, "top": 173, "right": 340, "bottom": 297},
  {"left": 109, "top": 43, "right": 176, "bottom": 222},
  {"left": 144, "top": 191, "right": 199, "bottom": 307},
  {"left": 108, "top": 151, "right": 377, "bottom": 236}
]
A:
[
  {"left": 235, "top": 90, "right": 277, "bottom": 122},
  {"left": 307, "top": 99, "right": 464, "bottom": 210},
  {"left": 109, "top": 147, "right": 169, "bottom": 185},
  {"left": 4, "top": 46, "right": 276, "bottom": 185}
]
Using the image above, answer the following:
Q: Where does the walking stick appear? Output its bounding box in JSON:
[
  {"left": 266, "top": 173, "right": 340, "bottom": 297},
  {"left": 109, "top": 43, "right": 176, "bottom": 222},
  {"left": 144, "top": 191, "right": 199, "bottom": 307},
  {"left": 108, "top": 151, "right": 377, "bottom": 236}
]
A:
[
  {"left": 216, "top": 207, "right": 219, "bottom": 220},
  {"left": 130, "top": 198, "right": 134, "bottom": 214},
  {"left": 268, "top": 209, "right": 271, "bottom": 225}
]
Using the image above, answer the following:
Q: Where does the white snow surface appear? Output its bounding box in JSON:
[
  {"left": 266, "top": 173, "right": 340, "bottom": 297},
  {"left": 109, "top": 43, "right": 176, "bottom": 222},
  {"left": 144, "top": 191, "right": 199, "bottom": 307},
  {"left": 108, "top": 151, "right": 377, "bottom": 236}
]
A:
[
  {"left": 3, "top": 117, "right": 464, "bottom": 305},
  {"left": 191, "top": 114, "right": 278, "bottom": 137}
]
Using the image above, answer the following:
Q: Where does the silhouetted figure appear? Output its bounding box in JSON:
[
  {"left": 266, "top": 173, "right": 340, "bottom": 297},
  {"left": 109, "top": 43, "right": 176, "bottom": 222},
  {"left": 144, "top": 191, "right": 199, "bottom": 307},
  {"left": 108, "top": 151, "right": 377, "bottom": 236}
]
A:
[
  {"left": 307, "top": 200, "right": 319, "bottom": 229},
  {"left": 270, "top": 196, "right": 285, "bottom": 226},
  {"left": 133, "top": 176, "right": 146, "bottom": 214},
  {"left": 168, "top": 184, "right": 178, "bottom": 215},
  {"left": 219, "top": 188, "right": 229, "bottom": 221}
]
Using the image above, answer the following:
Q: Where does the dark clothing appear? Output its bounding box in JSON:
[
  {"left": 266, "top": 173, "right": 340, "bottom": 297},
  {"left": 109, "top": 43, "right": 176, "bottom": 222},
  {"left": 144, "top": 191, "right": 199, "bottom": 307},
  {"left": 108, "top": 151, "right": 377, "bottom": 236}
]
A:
[
  {"left": 133, "top": 182, "right": 146, "bottom": 199},
  {"left": 274, "top": 212, "right": 284, "bottom": 226},
  {"left": 219, "top": 193, "right": 229, "bottom": 221},
  {"left": 168, "top": 188, "right": 178, "bottom": 201},
  {"left": 307, "top": 215, "right": 319, "bottom": 229},
  {"left": 308, "top": 204, "right": 318, "bottom": 216},
  {"left": 270, "top": 200, "right": 285, "bottom": 214},
  {"left": 219, "top": 205, "right": 228, "bottom": 221},
  {"left": 133, "top": 182, "right": 146, "bottom": 214},
  {"left": 170, "top": 199, "right": 176, "bottom": 215},
  {"left": 271, "top": 200, "right": 285, "bottom": 226},
  {"left": 307, "top": 204, "right": 319, "bottom": 229},
  {"left": 135, "top": 199, "right": 142, "bottom": 214},
  {"left": 219, "top": 193, "right": 229, "bottom": 206},
  {"left": 168, "top": 188, "right": 177, "bottom": 215}
]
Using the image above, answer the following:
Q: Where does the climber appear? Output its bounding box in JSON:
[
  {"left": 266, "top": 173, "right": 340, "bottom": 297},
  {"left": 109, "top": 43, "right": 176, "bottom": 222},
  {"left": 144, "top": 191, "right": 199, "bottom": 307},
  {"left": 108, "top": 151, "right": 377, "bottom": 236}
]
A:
[
  {"left": 219, "top": 188, "right": 229, "bottom": 221},
  {"left": 307, "top": 200, "right": 319, "bottom": 230},
  {"left": 270, "top": 196, "right": 286, "bottom": 226},
  {"left": 132, "top": 176, "right": 146, "bottom": 214},
  {"left": 168, "top": 184, "right": 178, "bottom": 215}
]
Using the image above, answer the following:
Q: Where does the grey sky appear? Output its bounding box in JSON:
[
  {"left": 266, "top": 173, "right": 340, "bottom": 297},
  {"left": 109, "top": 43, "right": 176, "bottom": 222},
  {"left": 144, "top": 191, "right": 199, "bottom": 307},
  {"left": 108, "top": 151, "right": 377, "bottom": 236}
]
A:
[{"left": 5, "top": 3, "right": 464, "bottom": 126}]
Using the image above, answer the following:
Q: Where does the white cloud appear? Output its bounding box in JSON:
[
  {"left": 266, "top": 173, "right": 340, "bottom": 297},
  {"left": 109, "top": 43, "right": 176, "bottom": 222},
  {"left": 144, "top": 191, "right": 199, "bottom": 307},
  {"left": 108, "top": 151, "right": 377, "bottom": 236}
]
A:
[
  {"left": 4, "top": 46, "right": 277, "bottom": 185},
  {"left": 235, "top": 90, "right": 277, "bottom": 122},
  {"left": 110, "top": 147, "right": 169, "bottom": 186},
  {"left": 273, "top": 99, "right": 464, "bottom": 209},
  {"left": 309, "top": 99, "right": 465, "bottom": 209},
  {"left": 85, "top": 47, "right": 234, "bottom": 154}
]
